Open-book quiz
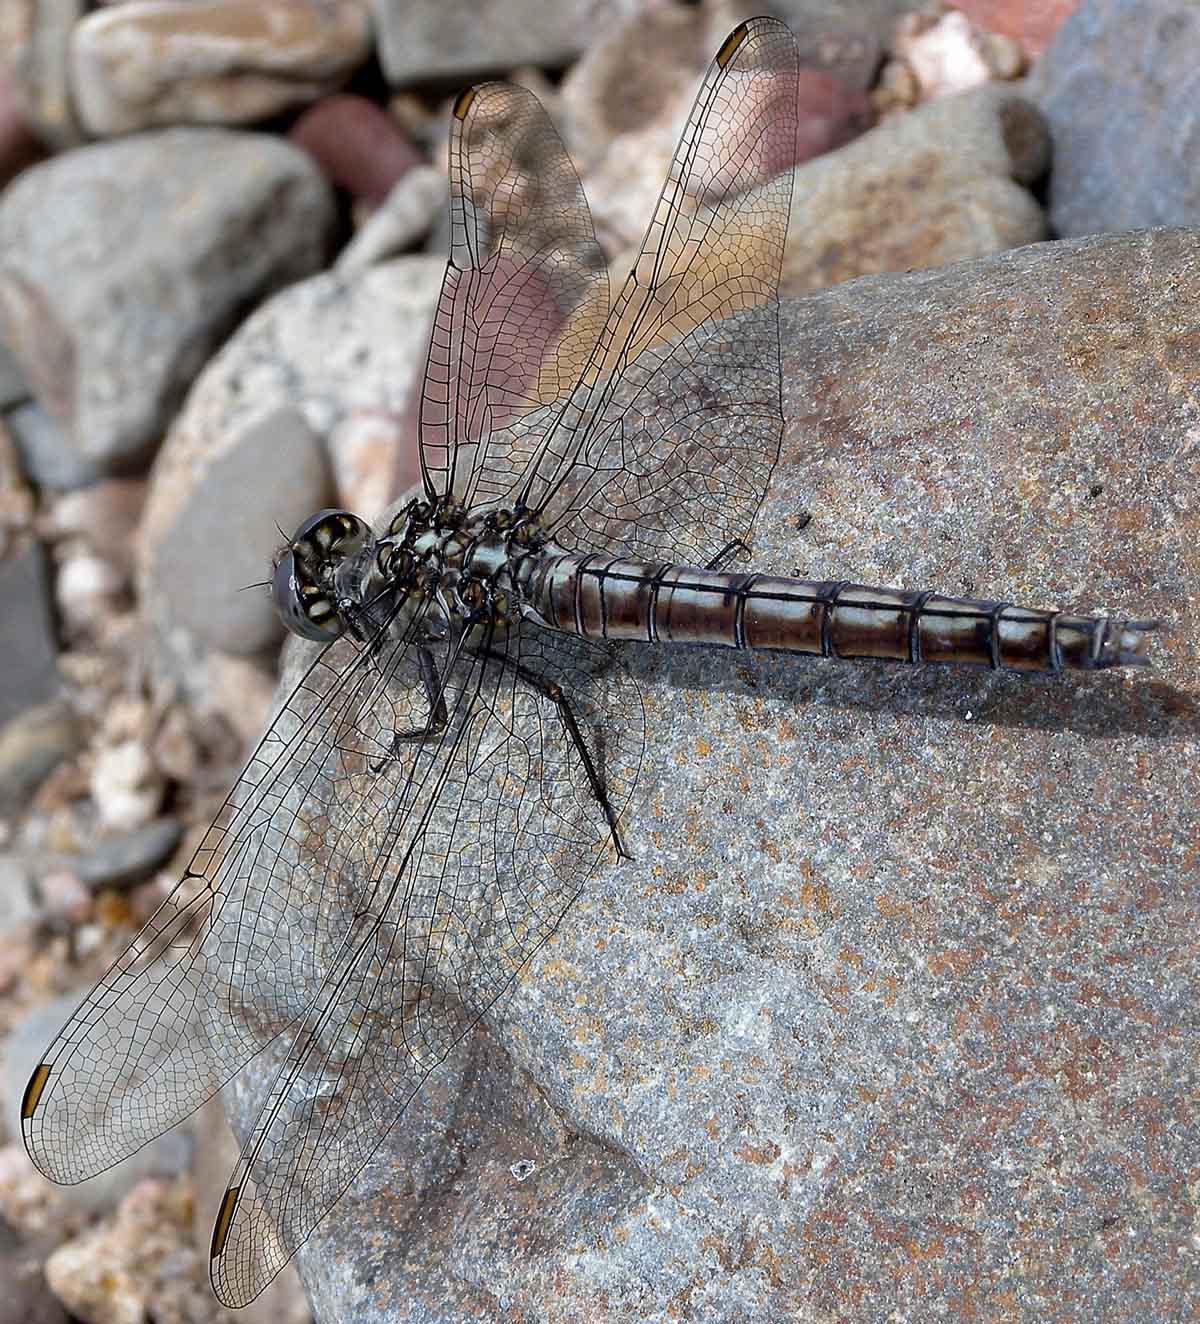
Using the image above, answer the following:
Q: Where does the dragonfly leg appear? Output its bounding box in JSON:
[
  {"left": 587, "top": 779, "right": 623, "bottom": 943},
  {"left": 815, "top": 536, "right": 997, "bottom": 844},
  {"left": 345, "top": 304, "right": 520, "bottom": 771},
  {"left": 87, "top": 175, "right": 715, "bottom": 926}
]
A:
[
  {"left": 706, "top": 539, "right": 750, "bottom": 571},
  {"left": 473, "top": 645, "right": 632, "bottom": 861},
  {"left": 371, "top": 646, "right": 448, "bottom": 771}
]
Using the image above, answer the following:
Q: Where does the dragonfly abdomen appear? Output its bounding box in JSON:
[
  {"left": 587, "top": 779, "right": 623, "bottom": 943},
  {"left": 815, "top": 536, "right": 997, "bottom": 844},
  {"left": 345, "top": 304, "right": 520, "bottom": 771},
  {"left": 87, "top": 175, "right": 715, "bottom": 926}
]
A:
[{"left": 526, "top": 553, "right": 1157, "bottom": 672}]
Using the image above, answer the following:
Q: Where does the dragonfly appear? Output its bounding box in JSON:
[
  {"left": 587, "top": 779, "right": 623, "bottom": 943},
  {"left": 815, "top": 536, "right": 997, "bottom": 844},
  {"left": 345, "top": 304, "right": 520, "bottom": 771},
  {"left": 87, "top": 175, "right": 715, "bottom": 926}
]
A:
[{"left": 21, "top": 17, "right": 1159, "bottom": 1309}]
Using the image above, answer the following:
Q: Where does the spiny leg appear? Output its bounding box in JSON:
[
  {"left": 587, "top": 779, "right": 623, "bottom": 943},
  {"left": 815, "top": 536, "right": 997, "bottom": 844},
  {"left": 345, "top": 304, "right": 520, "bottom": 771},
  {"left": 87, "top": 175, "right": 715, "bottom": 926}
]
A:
[
  {"left": 706, "top": 539, "right": 750, "bottom": 571},
  {"left": 370, "top": 645, "right": 448, "bottom": 772},
  {"left": 472, "top": 645, "right": 631, "bottom": 861}
]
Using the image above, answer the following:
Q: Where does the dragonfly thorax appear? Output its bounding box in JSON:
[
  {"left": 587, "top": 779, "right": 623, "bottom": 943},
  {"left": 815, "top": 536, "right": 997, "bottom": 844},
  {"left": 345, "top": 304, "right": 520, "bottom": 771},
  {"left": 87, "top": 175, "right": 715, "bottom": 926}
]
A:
[{"left": 376, "top": 496, "right": 553, "bottom": 639}]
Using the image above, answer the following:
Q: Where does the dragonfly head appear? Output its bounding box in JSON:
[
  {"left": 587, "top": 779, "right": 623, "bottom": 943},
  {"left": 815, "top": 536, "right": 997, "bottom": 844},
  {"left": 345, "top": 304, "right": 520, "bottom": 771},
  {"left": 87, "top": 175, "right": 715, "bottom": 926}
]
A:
[{"left": 272, "top": 509, "right": 375, "bottom": 642}]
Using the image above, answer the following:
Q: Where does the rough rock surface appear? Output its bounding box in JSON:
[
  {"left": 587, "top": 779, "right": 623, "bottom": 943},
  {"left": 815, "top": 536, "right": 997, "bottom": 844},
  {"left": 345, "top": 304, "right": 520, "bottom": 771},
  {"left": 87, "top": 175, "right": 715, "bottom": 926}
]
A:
[
  {"left": 0, "top": 128, "right": 334, "bottom": 470},
  {"left": 70, "top": 0, "right": 371, "bottom": 136},
  {"left": 139, "top": 256, "right": 444, "bottom": 664},
  {"left": 224, "top": 227, "right": 1196, "bottom": 1321},
  {"left": 1026, "top": 0, "right": 1200, "bottom": 236},
  {"left": 782, "top": 82, "right": 1049, "bottom": 292}
]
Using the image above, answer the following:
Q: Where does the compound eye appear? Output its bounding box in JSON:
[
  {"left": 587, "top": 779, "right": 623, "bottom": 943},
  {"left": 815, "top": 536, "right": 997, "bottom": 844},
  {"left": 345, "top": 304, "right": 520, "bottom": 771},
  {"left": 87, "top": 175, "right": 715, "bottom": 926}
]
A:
[{"left": 272, "top": 550, "right": 344, "bottom": 641}]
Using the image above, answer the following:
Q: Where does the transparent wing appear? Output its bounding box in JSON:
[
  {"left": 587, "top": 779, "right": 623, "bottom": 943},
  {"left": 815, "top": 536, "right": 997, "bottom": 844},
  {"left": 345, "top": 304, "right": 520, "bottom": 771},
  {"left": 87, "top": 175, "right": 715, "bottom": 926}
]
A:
[
  {"left": 419, "top": 80, "right": 610, "bottom": 506},
  {"left": 505, "top": 16, "right": 798, "bottom": 567},
  {"left": 209, "top": 626, "right": 643, "bottom": 1307},
  {"left": 21, "top": 607, "right": 439, "bottom": 1185}
]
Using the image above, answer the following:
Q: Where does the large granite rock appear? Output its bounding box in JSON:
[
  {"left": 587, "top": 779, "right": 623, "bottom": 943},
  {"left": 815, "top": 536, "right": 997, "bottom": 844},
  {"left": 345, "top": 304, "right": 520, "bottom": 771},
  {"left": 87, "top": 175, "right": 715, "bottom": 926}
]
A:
[{"left": 219, "top": 227, "right": 1195, "bottom": 1320}]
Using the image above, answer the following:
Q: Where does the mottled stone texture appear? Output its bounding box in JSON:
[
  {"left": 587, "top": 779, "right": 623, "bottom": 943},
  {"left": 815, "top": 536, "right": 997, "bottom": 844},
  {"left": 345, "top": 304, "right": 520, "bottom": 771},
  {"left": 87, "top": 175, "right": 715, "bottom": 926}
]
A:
[{"left": 232, "top": 228, "right": 1196, "bottom": 1322}]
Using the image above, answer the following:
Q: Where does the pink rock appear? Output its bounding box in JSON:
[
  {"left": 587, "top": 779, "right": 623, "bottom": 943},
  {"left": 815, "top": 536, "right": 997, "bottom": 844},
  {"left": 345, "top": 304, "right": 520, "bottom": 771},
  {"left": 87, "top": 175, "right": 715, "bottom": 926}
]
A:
[
  {"left": 794, "top": 68, "right": 872, "bottom": 165},
  {"left": 290, "top": 94, "right": 423, "bottom": 207}
]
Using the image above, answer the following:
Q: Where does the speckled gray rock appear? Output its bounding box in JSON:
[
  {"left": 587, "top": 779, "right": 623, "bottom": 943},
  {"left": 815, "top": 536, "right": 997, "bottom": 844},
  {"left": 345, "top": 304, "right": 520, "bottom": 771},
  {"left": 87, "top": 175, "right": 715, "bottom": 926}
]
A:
[
  {"left": 219, "top": 227, "right": 1196, "bottom": 1321},
  {"left": 0, "top": 699, "right": 78, "bottom": 815},
  {"left": 145, "top": 404, "right": 332, "bottom": 655},
  {"left": 782, "top": 82, "right": 1049, "bottom": 292},
  {"left": 71, "top": 817, "right": 182, "bottom": 890},
  {"left": 0, "top": 128, "right": 334, "bottom": 469},
  {"left": 371, "top": 0, "right": 624, "bottom": 84},
  {"left": 139, "top": 255, "right": 443, "bottom": 668},
  {"left": 1027, "top": 0, "right": 1200, "bottom": 236}
]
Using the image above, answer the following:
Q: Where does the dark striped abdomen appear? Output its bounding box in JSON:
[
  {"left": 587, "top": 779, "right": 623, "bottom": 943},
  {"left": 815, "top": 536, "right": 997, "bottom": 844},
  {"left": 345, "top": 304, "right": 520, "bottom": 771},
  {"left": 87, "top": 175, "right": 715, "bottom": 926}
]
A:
[{"left": 524, "top": 553, "right": 1157, "bottom": 672}]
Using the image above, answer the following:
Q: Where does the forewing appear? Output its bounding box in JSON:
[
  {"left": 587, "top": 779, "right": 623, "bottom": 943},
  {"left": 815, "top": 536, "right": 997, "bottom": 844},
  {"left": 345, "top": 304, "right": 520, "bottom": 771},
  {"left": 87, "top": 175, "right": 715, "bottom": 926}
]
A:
[
  {"left": 515, "top": 17, "right": 798, "bottom": 567},
  {"left": 209, "top": 626, "right": 643, "bottom": 1307},
  {"left": 419, "top": 82, "right": 610, "bottom": 506},
  {"left": 21, "top": 610, "right": 440, "bottom": 1185}
]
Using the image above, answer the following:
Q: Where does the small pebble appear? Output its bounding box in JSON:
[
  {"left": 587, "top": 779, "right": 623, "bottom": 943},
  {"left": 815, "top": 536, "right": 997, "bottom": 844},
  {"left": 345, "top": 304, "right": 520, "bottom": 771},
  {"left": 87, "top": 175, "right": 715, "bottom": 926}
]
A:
[
  {"left": 73, "top": 818, "right": 183, "bottom": 891},
  {"left": 89, "top": 741, "right": 164, "bottom": 834},
  {"left": 0, "top": 702, "right": 80, "bottom": 817}
]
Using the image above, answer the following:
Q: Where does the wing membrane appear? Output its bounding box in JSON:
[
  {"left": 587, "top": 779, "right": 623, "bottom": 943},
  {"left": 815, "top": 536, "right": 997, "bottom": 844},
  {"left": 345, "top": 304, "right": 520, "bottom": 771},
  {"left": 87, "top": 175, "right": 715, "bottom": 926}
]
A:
[
  {"left": 27, "top": 17, "right": 796, "bottom": 1306},
  {"left": 22, "top": 610, "right": 440, "bottom": 1184},
  {"left": 419, "top": 83, "right": 610, "bottom": 506},
  {"left": 210, "top": 627, "right": 642, "bottom": 1306},
  {"left": 517, "top": 16, "right": 798, "bottom": 566}
]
